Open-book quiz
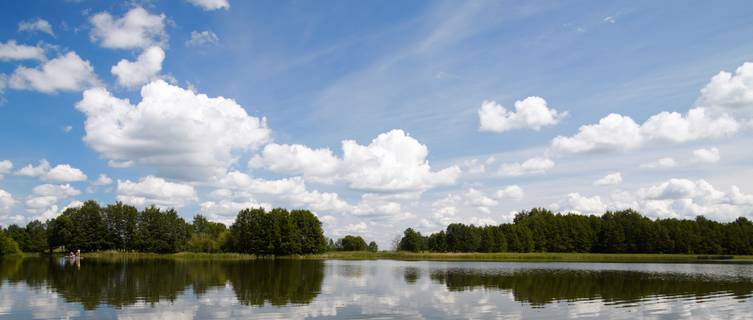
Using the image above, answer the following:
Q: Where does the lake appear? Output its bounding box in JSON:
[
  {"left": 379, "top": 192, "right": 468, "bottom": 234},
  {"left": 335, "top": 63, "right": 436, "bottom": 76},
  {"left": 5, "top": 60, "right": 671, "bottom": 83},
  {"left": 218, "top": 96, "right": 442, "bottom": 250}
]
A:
[{"left": 0, "top": 257, "right": 752, "bottom": 319}]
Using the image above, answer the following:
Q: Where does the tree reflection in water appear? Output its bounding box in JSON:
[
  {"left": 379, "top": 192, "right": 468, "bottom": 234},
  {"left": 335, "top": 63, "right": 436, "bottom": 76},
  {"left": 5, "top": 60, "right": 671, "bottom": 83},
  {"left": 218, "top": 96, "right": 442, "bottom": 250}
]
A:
[
  {"left": 428, "top": 268, "right": 753, "bottom": 306},
  {"left": 0, "top": 257, "right": 324, "bottom": 310}
]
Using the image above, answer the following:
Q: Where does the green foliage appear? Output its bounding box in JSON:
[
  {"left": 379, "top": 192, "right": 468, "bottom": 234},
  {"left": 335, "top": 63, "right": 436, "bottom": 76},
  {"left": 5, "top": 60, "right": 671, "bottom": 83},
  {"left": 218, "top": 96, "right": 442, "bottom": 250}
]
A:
[
  {"left": 398, "top": 228, "right": 425, "bottom": 252},
  {"left": 398, "top": 208, "right": 753, "bottom": 254},
  {"left": 336, "top": 235, "right": 368, "bottom": 251},
  {"left": 225, "top": 208, "right": 327, "bottom": 255},
  {"left": 0, "top": 231, "right": 20, "bottom": 255},
  {"left": 368, "top": 241, "right": 378, "bottom": 252},
  {"left": 134, "top": 207, "right": 190, "bottom": 253}
]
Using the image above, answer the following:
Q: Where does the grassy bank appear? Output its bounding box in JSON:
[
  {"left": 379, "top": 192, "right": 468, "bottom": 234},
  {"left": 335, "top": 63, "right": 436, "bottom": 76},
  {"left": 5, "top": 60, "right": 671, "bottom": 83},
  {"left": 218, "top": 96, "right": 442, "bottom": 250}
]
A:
[{"left": 72, "top": 250, "right": 753, "bottom": 262}]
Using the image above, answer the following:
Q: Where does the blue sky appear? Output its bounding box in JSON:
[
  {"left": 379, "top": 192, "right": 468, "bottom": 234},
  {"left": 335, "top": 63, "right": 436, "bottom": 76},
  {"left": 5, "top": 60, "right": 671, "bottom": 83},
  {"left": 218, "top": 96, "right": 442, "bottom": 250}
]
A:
[{"left": 1, "top": 0, "right": 752, "bottom": 246}]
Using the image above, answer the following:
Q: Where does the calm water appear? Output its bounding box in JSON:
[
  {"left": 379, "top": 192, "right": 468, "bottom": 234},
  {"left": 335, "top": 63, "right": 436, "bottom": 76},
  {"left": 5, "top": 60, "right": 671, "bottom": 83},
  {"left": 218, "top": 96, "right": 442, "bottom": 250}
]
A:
[{"left": 1, "top": 257, "right": 752, "bottom": 319}]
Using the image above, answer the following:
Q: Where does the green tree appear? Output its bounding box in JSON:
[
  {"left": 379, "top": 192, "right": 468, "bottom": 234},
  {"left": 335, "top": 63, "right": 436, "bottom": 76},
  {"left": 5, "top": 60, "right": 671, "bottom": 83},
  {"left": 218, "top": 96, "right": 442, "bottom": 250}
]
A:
[
  {"left": 338, "top": 235, "right": 368, "bottom": 251},
  {"left": 368, "top": 241, "right": 378, "bottom": 252},
  {"left": 398, "top": 228, "right": 425, "bottom": 252}
]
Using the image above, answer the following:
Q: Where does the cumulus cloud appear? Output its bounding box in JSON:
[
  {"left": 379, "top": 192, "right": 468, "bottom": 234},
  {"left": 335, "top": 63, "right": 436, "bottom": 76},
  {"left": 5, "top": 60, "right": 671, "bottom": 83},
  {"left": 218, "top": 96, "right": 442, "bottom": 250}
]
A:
[
  {"left": 76, "top": 80, "right": 270, "bottom": 180},
  {"left": 0, "top": 160, "right": 12, "bottom": 180},
  {"left": 14, "top": 160, "right": 86, "bottom": 182},
  {"left": 187, "top": 0, "right": 230, "bottom": 11},
  {"left": 117, "top": 176, "right": 197, "bottom": 208},
  {"left": 619, "top": 179, "right": 753, "bottom": 221},
  {"left": 340, "top": 129, "right": 460, "bottom": 192},
  {"left": 32, "top": 184, "right": 81, "bottom": 198},
  {"left": 697, "top": 62, "right": 753, "bottom": 114},
  {"left": 551, "top": 193, "right": 606, "bottom": 214},
  {"left": 215, "top": 171, "right": 352, "bottom": 213},
  {"left": 0, "top": 40, "right": 46, "bottom": 61},
  {"left": 44, "top": 164, "right": 87, "bottom": 182},
  {"left": 463, "top": 188, "right": 498, "bottom": 209},
  {"left": 594, "top": 172, "right": 622, "bottom": 186},
  {"left": 551, "top": 113, "right": 644, "bottom": 153},
  {"left": 250, "top": 130, "right": 460, "bottom": 193},
  {"left": 249, "top": 143, "right": 340, "bottom": 183},
  {"left": 15, "top": 159, "right": 50, "bottom": 177},
  {"left": 0, "top": 189, "right": 15, "bottom": 215},
  {"left": 89, "top": 7, "right": 167, "bottom": 49},
  {"left": 692, "top": 147, "right": 720, "bottom": 164},
  {"left": 552, "top": 62, "right": 753, "bottom": 154},
  {"left": 18, "top": 18, "right": 54, "bottom": 36},
  {"left": 185, "top": 30, "right": 219, "bottom": 46},
  {"left": 497, "top": 156, "right": 554, "bottom": 176},
  {"left": 495, "top": 185, "right": 524, "bottom": 200},
  {"left": 640, "top": 157, "right": 677, "bottom": 170},
  {"left": 111, "top": 46, "right": 164, "bottom": 88},
  {"left": 9, "top": 52, "right": 99, "bottom": 93},
  {"left": 478, "top": 97, "right": 565, "bottom": 132},
  {"left": 92, "top": 174, "right": 113, "bottom": 186}
]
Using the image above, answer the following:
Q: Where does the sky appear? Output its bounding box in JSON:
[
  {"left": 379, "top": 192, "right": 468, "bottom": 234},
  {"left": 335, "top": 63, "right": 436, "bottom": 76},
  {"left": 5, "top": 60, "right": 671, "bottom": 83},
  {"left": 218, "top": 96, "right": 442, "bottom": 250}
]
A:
[{"left": 0, "top": 0, "right": 752, "bottom": 247}]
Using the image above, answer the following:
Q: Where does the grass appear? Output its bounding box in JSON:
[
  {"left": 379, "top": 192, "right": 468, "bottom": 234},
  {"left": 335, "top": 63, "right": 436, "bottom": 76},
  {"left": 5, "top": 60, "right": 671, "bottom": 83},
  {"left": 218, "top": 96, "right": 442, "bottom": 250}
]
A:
[{"left": 73, "top": 250, "right": 753, "bottom": 262}]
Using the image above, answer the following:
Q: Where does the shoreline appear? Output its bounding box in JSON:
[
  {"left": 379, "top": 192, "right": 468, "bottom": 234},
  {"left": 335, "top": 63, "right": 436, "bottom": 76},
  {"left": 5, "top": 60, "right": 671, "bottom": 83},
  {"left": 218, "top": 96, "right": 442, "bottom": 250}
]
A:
[{"left": 54, "top": 251, "right": 753, "bottom": 262}]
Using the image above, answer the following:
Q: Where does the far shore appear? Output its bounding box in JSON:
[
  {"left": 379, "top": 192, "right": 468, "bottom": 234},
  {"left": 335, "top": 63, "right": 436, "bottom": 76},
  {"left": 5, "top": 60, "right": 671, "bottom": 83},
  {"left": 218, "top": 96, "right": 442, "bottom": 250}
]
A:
[{"left": 16, "top": 251, "right": 750, "bottom": 262}]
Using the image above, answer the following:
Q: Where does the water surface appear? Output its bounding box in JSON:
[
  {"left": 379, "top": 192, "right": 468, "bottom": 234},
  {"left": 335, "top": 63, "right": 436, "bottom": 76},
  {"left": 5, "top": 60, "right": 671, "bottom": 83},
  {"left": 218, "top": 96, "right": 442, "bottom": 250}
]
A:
[{"left": 1, "top": 257, "right": 752, "bottom": 319}]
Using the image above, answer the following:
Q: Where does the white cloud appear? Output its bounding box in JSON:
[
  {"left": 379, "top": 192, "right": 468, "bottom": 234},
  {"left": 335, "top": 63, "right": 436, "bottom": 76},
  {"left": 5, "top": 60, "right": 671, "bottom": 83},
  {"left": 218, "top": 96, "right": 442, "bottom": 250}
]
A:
[
  {"left": 44, "top": 164, "right": 87, "bottom": 182},
  {"left": 697, "top": 62, "right": 753, "bottom": 114},
  {"left": 552, "top": 62, "right": 752, "bottom": 154},
  {"left": 89, "top": 7, "right": 167, "bottom": 49},
  {"left": 250, "top": 130, "right": 459, "bottom": 193},
  {"left": 31, "top": 184, "right": 81, "bottom": 198},
  {"left": 551, "top": 113, "right": 643, "bottom": 153},
  {"left": 9, "top": 52, "right": 99, "bottom": 93},
  {"left": 640, "top": 157, "right": 677, "bottom": 170},
  {"left": 111, "top": 46, "right": 165, "bottom": 88},
  {"left": 15, "top": 159, "right": 50, "bottom": 177},
  {"left": 692, "top": 147, "right": 720, "bottom": 164},
  {"left": 117, "top": 176, "right": 197, "bottom": 208},
  {"left": 497, "top": 156, "right": 554, "bottom": 176},
  {"left": 216, "top": 171, "right": 353, "bottom": 213},
  {"left": 603, "top": 16, "right": 616, "bottom": 24},
  {"left": 76, "top": 80, "right": 270, "bottom": 180},
  {"left": 0, "top": 189, "right": 15, "bottom": 215},
  {"left": 478, "top": 97, "right": 565, "bottom": 132},
  {"left": 640, "top": 108, "right": 738, "bottom": 143},
  {"left": 463, "top": 188, "right": 498, "bottom": 208},
  {"left": 185, "top": 30, "right": 219, "bottom": 47},
  {"left": 199, "top": 198, "right": 271, "bottom": 225},
  {"left": 92, "top": 174, "right": 113, "bottom": 186},
  {"left": 594, "top": 172, "right": 622, "bottom": 186},
  {"left": 495, "top": 185, "right": 524, "bottom": 200},
  {"left": 187, "top": 0, "right": 230, "bottom": 11},
  {"left": 25, "top": 195, "right": 57, "bottom": 210},
  {"left": 0, "top": 40, "right": 46, "bottom": 61},
  {"left": 552, "top": 193, "right": 606, "bottom": 214},
  {"left": 610, "top": 179, "right": 753, "bottom": 221},
  {"left": 249, "top": 143, "right": 340, "bottom": 183},
  {"left": 340, "top": 129, "right": 460, "bottom": 192},
  {"left": 334, "top": 222, "right": 368, "bottom": 236},
  {"left": 461, "top": 158, "right": 486, "bottom": 174},
  {"left": 0, "top": 160, "right": 12, "bottom": 180},
  {"left": 18, "top": 18, "right": 54, "bottom": 36},
  {"left": 13, "top": 160, "right": 86, "bottom": 182},
  {"left": 63, "top": 125, "right": 72, "bottom": 133}
]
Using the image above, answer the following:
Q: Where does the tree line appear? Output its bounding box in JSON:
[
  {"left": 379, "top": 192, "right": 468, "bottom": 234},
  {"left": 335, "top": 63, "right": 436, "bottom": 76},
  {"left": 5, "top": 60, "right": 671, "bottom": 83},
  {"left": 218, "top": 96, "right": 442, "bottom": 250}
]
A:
[
  {"left": 1, "top": 200, "right": 328, "bottom": 255},
  {"left": 398, "top": 208, "right": 753, "bottom": 255},
  {"left": 326, "top": 235, "right": 379, "bottom": 252}
]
